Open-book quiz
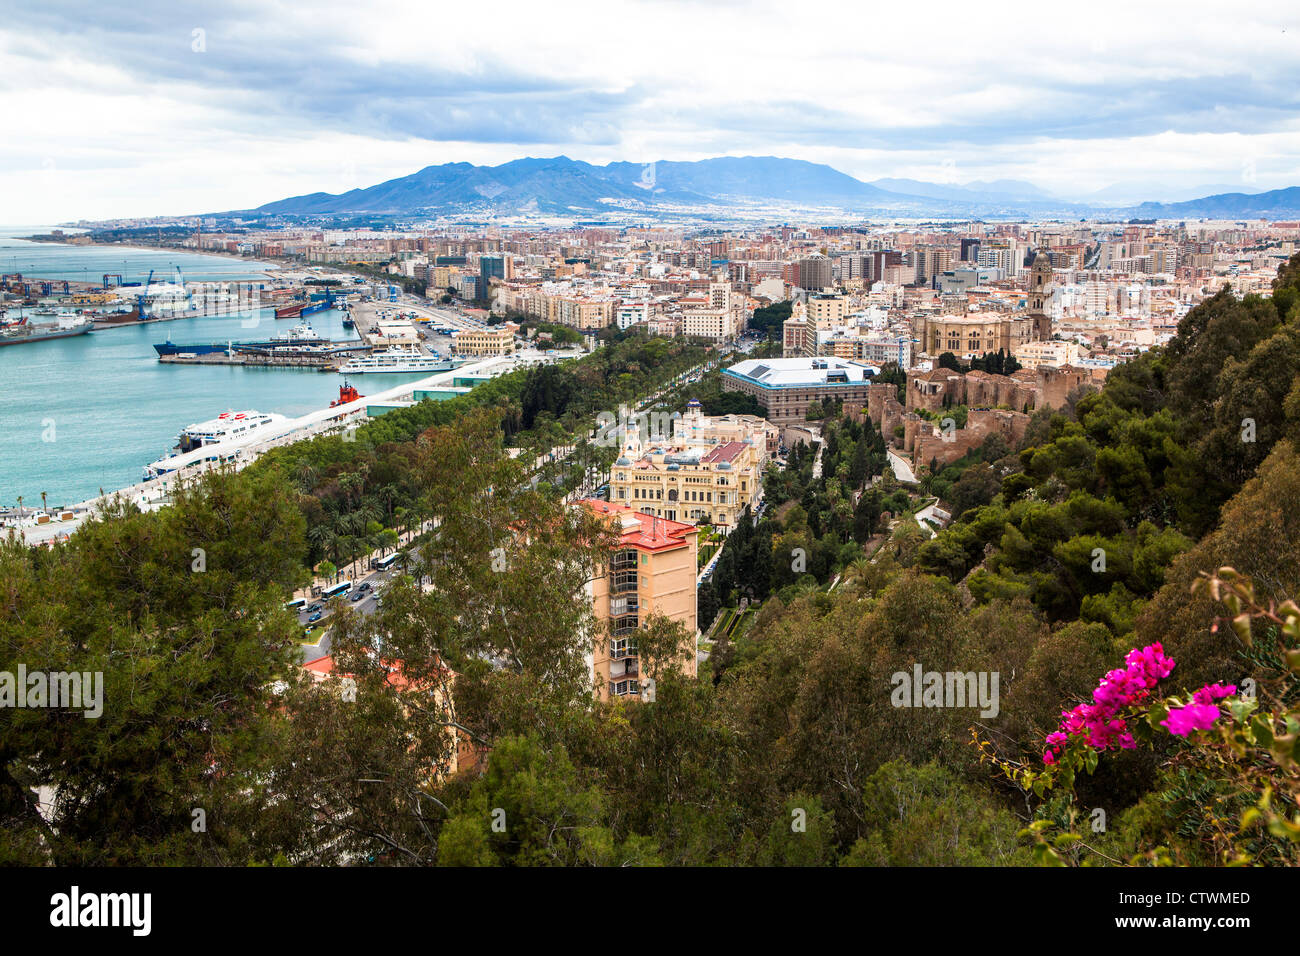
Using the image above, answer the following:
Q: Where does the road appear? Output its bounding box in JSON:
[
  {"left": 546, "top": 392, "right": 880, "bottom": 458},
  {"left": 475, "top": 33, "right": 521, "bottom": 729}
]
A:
[
  {"left": 296, "top": 564, "right": 397, "bottom": 662},
  {"left": 887, "top": 450, "right": 918, "bottom": 484}
]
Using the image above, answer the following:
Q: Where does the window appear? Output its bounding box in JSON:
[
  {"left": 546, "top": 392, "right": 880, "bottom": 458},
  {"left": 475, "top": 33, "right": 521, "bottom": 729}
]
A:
[{"left": 610, "top": 679, "right": 641, "bottom": 697}]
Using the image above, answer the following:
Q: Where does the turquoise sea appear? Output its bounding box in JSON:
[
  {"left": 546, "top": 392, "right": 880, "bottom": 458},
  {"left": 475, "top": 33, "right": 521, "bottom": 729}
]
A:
[{"left": 0, "top": 234, "right": 428, "bottom": 507}]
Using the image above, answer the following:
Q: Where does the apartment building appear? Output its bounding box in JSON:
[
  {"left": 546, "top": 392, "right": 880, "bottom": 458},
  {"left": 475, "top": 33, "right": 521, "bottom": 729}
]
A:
[
  {"left": 797, "top": 254, "right": 833, "bottom": 291},
  {"left": 681, "top": 306, "right": 738, "bottom": 342},
  {"left": 1013, "top": 340, "right": 1081, "bottom": 368},
  {"left": 806, "top": 292, "right": 850, "bottom": 325},
  {"left": 581, "top": 500, "right": 699, "bottom": 700}
]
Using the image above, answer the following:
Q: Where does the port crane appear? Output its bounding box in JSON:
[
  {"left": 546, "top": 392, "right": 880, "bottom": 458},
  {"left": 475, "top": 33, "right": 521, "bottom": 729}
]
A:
[
  {"left": 134, "top": 269, "right": 156, "bottom": 321},
  {"left": 174, "top": 265, "right": 193, "bottom": 311}
]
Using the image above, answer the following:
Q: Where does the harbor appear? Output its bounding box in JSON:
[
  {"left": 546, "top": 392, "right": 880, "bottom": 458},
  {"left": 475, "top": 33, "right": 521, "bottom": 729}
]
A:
[
  {"left": 0, "top": 236, "right": 542, "bottom": 507},
  {"left": 8, "top": 354, "right": 523, "bottom": 547},
  {"left": 0, "top": 239, "right": 393, "bottom": 505}
]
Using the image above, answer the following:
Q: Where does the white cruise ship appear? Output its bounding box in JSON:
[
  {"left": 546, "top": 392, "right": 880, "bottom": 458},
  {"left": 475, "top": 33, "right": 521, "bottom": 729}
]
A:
[
  {"left": 338, "top": 346, "right": 452, "bottom": 374},
  {"left": 143, "top": 410, "right": 288, "bottom": 480},
  {"left": 176, "top": 410, "right": 287, "bottom": 452}
]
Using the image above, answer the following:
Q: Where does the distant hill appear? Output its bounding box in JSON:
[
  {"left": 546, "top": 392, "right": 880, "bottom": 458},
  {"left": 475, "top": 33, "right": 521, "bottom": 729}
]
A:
[
  {"left": 238, "top": 156, "right": 1298, "bottom": 222},
  {"left": 1082, "top": 181, "right": 1268, "bottom": 206},
  {"left": 1131, "top": 186, "right": 1300, "bottom": 219},
  {"left": 247, "top": 156, "right": 1055, "bottom": 219},
  {"left": 869, "top": 178, "right": 1059, "bottom": 204}
]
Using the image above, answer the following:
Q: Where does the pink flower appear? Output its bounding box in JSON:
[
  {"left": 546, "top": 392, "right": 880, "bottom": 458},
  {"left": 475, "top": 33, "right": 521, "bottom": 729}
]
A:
[
  {"left": 1042, "top": 643, "right": 1177, "bottom": 763},
  {"left": 1192, "top": 683, "right": 1236, "bottom": 705},
  {"left": 1162, "top": 703, "right": 1222, "bottom": 737}
]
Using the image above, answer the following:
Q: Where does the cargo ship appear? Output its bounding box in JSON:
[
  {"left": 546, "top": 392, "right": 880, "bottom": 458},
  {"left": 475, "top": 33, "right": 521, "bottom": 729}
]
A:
[
  {"left": 275, "top": 288, "right": 337, "bottom": 319},
  {"left": 154, "top": 323, "right": 330, "bottom": 357},
  {"left": 0, "top": 314, "right": 94, "bottom": 347}
]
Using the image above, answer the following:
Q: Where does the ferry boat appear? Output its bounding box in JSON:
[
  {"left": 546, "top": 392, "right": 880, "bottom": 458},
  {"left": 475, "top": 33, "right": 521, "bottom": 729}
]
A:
[
  {"left": 143, "top": 409, "right": 288, "bottom": 481},
  {"left": 338, "top": 346, "right": 458, "bottom": 375},
  {"left": 174, "top": 410, "right": 287, "bottom": 452}
]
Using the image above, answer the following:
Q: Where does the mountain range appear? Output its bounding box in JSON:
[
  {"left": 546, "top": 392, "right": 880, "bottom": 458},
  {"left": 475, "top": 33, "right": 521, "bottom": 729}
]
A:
[{"left": 242, "top": 156, "right": 1300, "bottom": 222}]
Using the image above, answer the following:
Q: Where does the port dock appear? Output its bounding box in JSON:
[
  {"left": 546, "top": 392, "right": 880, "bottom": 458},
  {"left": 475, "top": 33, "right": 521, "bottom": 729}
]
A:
[{"left": 158, "top": 344, "right": 368, "bottom": 369}]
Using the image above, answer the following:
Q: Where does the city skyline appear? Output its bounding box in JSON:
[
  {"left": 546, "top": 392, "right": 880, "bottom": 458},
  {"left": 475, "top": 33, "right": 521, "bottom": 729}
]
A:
[{"left": 2, "top": 0, "right": 1298, "bottom": 221}]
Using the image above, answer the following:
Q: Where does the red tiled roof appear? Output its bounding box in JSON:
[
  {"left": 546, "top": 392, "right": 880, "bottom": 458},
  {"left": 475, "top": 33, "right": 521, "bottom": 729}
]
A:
[
  {"left": 578, "top": 499, "right": 697, "bottom": 552},
  {"left": 702, "top": 441, "right": 746, "bottom": 464}
]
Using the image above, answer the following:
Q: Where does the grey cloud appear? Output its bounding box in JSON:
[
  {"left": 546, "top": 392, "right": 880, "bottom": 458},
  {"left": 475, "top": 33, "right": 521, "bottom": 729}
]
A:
[{"left": 3, "top": 1, "right": 1298, "bottom": 154}]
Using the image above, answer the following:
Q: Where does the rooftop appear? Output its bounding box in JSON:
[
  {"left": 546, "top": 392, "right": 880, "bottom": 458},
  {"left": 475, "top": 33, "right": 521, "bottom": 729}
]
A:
[
  {"left": 724, "top": 356, "right": 879, "bottom": 388},
  {"left": 578, "top": 499, "right": 697, "bottom": 552}
]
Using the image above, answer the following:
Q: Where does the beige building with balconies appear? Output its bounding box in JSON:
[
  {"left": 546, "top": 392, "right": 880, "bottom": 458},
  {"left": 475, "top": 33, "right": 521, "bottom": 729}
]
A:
[{"left": 581, "top": 500, "right": 699, "bottom": 701}]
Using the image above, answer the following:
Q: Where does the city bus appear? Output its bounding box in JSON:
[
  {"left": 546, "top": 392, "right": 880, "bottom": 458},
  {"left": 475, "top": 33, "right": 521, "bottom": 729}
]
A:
[
  {"left": 372, "top": 552, "right": 401, "bottom": 571},
  {"left": 285, "top": 598, "right": 307, "bottom": 611},
  {"left": 320, "top": 580, "right": 353, "bottom": 599}
]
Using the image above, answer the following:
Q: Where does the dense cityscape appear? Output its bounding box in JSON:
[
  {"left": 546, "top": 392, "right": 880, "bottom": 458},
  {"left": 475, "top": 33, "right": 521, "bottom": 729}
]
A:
[{"left": 1, "top": 0, "right": 1297, "bottom": 937}]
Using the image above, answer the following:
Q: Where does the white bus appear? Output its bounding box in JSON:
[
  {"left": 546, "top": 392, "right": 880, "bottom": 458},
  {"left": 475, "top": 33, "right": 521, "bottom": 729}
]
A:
[
  {"left": 372, "top": 552, "right": 401, "bottom": 571},
  {"left": 321, "top": 580, "right": 353, "bottom": 599},
  {"left": 285, "top": 598, "right": 307, "bottom": 611}
]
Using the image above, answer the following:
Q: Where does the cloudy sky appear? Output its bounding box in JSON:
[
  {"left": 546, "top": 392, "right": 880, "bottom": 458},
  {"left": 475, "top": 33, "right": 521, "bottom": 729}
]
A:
[{"left": 2, "top": 0, "right": 1298, "bottom": 221}]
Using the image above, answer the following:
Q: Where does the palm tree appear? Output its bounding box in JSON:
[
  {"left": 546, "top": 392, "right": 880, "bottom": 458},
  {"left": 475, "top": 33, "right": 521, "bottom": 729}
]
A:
[
  {"left": 307, "top": 523, "right": 334, "bottom": 562},
  {"left": 795, "top": 576, "right": 821, "bottom": 597},
  {"left": 296, "top": 462, "right": 318, "bottom": 492},
  {"left": 843, "top": 556, "right": 873, "bottom": 592},
  {"left": 40, "top": 492, "right": 47, "bottom": 515}
]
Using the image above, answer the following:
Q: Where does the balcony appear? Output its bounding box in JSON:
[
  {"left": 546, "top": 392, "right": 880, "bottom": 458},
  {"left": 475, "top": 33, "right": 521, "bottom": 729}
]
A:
[
  {"left": 609, "top": 598, "right": 639, "bottom": 618},
  {"left": 609, "top": 569, "right": 639, "bottom": 594},
  {"left": 609, "top": 679, "right": 641, "bottom": 698},
  {"left": 609, "top": 636, "right": 638, "bottom": 659},
  {"left": 608, "top": 658, "right": 640, "bottom": 679}
]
